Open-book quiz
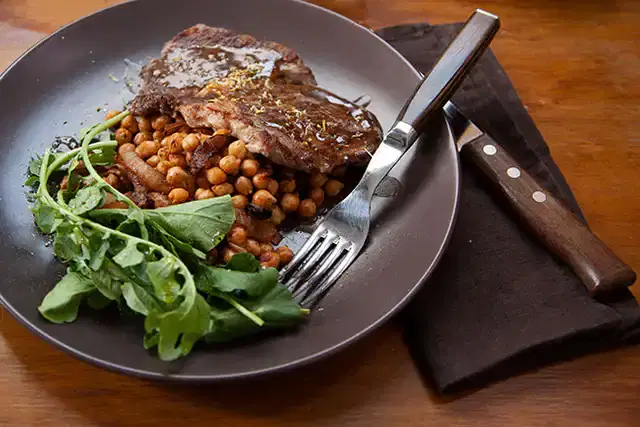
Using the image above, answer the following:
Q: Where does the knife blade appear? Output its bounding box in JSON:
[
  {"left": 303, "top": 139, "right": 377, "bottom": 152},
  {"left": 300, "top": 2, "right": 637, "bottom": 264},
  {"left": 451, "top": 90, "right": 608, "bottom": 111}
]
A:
[{"left": 442, "top": 101, "right": 636, "bottom": 297}]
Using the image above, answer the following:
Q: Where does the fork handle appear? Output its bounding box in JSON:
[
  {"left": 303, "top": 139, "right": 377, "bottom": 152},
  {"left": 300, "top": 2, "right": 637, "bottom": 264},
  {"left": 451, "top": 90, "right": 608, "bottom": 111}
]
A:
[
  {"left": 463, "top": 133, "right": 636, "bottom": 296},
  {"left": 397, "top": 9, "right": 500, "bottom": 132},
  {"left": 358, "top": 10, "right": 500, "bottom": 199}
]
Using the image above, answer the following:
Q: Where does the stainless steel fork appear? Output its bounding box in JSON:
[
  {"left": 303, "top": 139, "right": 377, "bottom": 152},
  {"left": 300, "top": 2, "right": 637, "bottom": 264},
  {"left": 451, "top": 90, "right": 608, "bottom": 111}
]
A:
[{"left": 279, "top": 9, "right": 501, "bottom": 306}]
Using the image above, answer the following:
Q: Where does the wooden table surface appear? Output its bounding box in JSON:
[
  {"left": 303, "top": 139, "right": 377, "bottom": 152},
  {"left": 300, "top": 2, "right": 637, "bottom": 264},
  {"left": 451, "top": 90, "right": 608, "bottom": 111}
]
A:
[{"left": 1, "top": 0, "right": 639, "bottom": 425}]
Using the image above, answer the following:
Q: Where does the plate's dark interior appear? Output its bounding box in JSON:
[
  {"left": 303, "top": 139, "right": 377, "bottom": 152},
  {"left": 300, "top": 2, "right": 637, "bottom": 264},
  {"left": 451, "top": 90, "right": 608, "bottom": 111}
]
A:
[{"left": 0, "top": 0, "right": 458, "bottom": 380}]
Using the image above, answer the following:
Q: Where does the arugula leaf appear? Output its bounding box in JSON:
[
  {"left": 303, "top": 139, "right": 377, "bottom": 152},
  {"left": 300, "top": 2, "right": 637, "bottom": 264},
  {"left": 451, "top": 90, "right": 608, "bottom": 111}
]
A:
[
  {"left": 69, "top": 185, "right": 104, "bottom": 215},
  {"left": 112, "top": 240, "right": 145, "bottom": 268},
  {"left": 145, "top": 196, "right": 235, "bottom": 252},
  {"left": 195, "top": 261, "right": 278, "bottom": 298},
  {"left": 87, "top": 144, "right": 116, "bottom": 165},
  {"left": 196, "top": 254, "right": 306, "bottom": 343},
  {"left": 146, "top": 258, "right": 182, "bottom": 303},
  {"left": 145, "top": 292, "right": 211, "bottom": 361},
  {"left": 89, "top": 208, "right": 208, "bottom": 260},
  {"left": 205, "top": 281, "right": 305, "bottom": 343},
  {"left": 87, "top": 290, "right": 112, "bottom": 310},
  {"left": 122, "top": 282, "right": 161, "bottom": 316},
  {"left": 223, "top": 252, "right": 261, "bottom": 272},
  {"left": 33, "top": 200, "right": 62, "bottom": 234},
  {"left": 38, "top": 270, "right": 95, "bottom": 323},
  {"left": 52, "top": 224, "right": 83, "bottom": 262}
]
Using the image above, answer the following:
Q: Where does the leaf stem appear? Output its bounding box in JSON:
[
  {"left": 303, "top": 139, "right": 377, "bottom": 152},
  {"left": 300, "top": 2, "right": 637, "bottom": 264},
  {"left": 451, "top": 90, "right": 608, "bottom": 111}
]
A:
[{"left": 217, "top": 293, "right": 265, "bottom": 326}]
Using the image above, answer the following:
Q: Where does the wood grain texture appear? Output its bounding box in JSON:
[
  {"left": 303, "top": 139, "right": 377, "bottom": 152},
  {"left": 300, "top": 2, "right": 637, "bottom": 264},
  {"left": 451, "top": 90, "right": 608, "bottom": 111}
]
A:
[{"left": 0, "top": 0, "right": 639, "bottom": 426}]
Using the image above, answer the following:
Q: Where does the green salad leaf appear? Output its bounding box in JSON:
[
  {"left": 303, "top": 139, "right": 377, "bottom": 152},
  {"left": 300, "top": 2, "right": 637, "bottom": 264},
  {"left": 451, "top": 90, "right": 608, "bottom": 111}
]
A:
[
  {"left": 38, "top": 270, "right": 95, "bottom": 323},
  {"left": 144, "top": 196, "right": 235, "bottom": 253},
  {"left": 69, "top": 185, "right": 105, "bottom": 215}
]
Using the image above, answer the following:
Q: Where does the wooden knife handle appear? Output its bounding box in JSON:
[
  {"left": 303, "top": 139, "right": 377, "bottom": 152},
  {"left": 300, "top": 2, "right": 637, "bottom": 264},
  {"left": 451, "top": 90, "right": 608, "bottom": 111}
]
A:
[{"left": 462, "top": 133, "right": 636, "bottom": 297}]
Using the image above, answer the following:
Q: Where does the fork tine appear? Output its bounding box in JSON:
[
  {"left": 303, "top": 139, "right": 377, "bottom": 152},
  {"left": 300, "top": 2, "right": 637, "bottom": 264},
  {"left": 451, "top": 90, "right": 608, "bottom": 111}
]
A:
[
  {"left": 301, "top": 248, "right": 358, "bottom": 307},
  {"left": 292, "top": 238, "right": 351, "bottom": 300},
  {"left": 279, "top": 226, "right": 326, "bottom": 280},
  {"left": 284, "top": 230, "right": 337, "bottom": 291}
]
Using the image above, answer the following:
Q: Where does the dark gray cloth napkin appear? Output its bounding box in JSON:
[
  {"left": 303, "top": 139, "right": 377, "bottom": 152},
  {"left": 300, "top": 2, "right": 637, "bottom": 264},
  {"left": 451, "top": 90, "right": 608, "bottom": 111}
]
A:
[{"left": 376, "top": 23, "right": 640, "bottom": 395}]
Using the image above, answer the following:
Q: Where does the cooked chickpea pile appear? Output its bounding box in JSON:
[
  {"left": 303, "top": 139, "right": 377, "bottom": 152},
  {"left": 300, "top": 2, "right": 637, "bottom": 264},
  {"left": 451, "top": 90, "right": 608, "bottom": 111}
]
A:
[{"left": 105, "top": 110, "right": 345, "bottom": 270}]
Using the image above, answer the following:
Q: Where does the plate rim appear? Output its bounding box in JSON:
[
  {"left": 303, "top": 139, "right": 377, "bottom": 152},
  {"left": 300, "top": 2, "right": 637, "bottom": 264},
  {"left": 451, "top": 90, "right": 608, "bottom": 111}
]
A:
[{"left": 0, "top": 0, "right": 460, "bottom": 381}]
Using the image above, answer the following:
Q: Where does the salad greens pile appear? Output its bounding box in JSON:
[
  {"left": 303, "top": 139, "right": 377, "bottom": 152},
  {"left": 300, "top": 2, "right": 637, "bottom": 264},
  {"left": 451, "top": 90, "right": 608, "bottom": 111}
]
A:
[{"left": 26, "top": 111, "right": 307, "bottom": 361}]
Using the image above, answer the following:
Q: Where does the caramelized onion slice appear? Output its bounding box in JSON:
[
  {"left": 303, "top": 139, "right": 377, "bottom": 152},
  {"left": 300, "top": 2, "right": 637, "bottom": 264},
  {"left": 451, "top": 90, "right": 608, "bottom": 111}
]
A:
[{"left": 118, "top": 151, "right": 171, "bottom": 194}]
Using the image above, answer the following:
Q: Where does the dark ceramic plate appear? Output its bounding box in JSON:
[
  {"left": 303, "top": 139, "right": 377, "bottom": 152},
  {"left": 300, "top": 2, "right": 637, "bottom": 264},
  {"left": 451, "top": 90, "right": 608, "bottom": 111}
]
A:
[{"left": 0, "top": 0, "right": 459, "bottom": 380}]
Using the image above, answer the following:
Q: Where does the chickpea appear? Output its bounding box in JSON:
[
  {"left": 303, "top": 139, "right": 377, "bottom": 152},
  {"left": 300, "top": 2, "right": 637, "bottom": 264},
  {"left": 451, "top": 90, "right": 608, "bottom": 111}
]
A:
[
  {"left": 152, "top": 130, "right": 165, "bottom": 142},
  {"left": 324, "top": 179, "right": 344, "bottom": 197},
  {"left": 162, "top": 133, "right": 184, "bottom": 154},
  {"left": 146, "top": 155, "right": 161, "bottom": 168},
  {"left": 157, "top": 148, "right": 170, "bottom": 161},
  {"left": 105, "top": 109, "right": 122, "bottom": 122},
  {"left": 168, "top": 188, "right": 189, "bottom": 204},
  {"left": 298, "top": 199, "right": 317, "bottom": 217},
  {"left": 104, "top": 173, "right": 119, "bottom": 188},
  {"left": 222, "top": 247, "right": 236, "bottom": 263},
  {"left": 310, "top": 187, "right": 325, "bottom": 206},
  {"left": 280, "top": 193, "right": 300, "bottom": 213},
  {"left": 195, "top": 173, "right": 210, "bottom": 189},
  {"left": 152, "top": 115, "right": 170, "bottom": 130},
  {"left": 168, "top": 153, "right": 187, "bottom": 169},
  {"left": 133, "top": 131, "right": 152, "bottom": 145},
  {"left": 276, "top": 246, "right": 294, "bottom": 265},
  {"left": 246, "top": 239, "right": 261, "bottom": 257},
  {"left": 228, "top": 140, "right": 247, "bottom": 159},
  {"left": 185, "top": 152, "right": 192, "bottom": 164},
  {"left": 266, "top": 179, "right": 279, "bottom": 195},
  {"left": 260, "top": 251, "right": 280, "bottom": 269},
  {"left": 207, "top": 154, "right": 222, "bottom": 169},
  {"left": 310, "top": 172, "right": 328, "bottom": 188},
  {"left": 115, "top": 127, "right": 132, "bottom": 145},
  {"left": 136, "top": 116, "right": 153, "bottom": 133},
  {"left": 252, "top": 172, "right": 271, "bottom": 190},
  {"left": 182, "top": 133, "right": 200, "bottom": 152},
  {"left": 206, "top": 167, "right": 227, "bottom": 185},
  {"left": 241, "top": 159, "right": 259, "bottom": 177},
  {"left": 258, "top": 165, "right": 274, "bottom": 176},
  {"left": 212, "top": 182, "right": 234, "bottom": 196},
  {"left": 121, "top": 115, "right": 139, "bottom": 133},
  {"left": 234, "top": 176, "right": 253, "bottom": 195},
  {"left": 231, "top": 194, "right": 249, "bottom": 209},
  {"left": 135, "top": 140, "right": 160, "bottom": 159},
  {"left": 156, "top": 160, "right": 173, "bottom": 175},
  {"left": 279, "top": 179, "right": 296, "bottom": 193},
  {"left": 166, "top": 167, "right": 194, "bottom": 191},
  {"left": 227, "top": 226, "right": 248, "bottom": 246},
  {"left": 260, "top": 243, "right": 274, "bottom": 254},
  {"left": 270, "top": 205, "right": 285, "bottom": 226},
  {"left": 252, "top": 189, "right": 276, "bottom": 209},
  {"left": 118, "top": 143, "right": 135, "bottom": 156},
  {"left": 195, "top": 188, "right": 215, "bottom": 200},
  {"left": 219, "top": 155, "right": 241, "bottom": 175}
]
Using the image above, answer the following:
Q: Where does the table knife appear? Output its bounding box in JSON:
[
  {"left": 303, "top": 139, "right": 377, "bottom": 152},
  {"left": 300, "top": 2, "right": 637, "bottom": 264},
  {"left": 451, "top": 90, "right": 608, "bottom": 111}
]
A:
[{"left": 443, "top": 101, "right": 636, "bottom": 297}]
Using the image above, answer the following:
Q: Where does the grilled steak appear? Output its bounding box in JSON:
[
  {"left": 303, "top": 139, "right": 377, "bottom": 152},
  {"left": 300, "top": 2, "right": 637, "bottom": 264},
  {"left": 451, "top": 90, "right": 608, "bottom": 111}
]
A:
[{"left": 130, "top": 24, "right": 382, "bottom": 174}]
